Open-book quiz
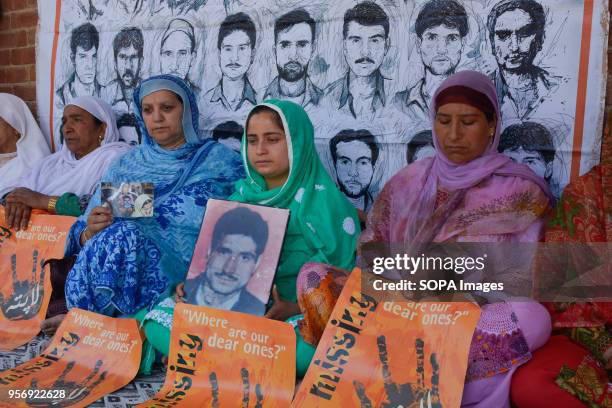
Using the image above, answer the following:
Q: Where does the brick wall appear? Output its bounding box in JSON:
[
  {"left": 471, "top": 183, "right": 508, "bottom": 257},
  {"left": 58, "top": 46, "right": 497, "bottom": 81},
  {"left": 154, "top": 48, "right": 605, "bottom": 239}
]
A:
[
  {"left": 0, "top": 0, "right": 38, "bottom": 114},
  {"left": 0, "top": 0, "right": 610, "bottom": 159}
]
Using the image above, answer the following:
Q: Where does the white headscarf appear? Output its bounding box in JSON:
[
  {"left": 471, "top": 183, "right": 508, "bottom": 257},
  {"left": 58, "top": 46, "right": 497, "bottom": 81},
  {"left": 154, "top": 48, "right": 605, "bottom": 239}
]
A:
[
  {"left": 16, "top": 96, "right": 132, "bottom": 197},
  {"left": 0, "top": 94, "right": 51, "bottom": 198}
]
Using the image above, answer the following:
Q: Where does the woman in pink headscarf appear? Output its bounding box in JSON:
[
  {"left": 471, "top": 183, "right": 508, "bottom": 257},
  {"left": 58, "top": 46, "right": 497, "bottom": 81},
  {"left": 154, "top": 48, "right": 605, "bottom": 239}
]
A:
[{"left": 296, "top": 71, "right": 554, "bottom": 406}]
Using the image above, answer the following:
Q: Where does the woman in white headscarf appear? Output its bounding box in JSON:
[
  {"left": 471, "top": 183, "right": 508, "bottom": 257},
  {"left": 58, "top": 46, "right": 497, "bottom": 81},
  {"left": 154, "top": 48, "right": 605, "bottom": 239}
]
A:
[
  {"left": 0, "top": 93, "right": 51, "bottom": 198},
  {"left": 4, "top": 96, "right": 131, "bottom": 230},
  {"left": 132, "top": 193, "right": 153, "bottom": 217}
]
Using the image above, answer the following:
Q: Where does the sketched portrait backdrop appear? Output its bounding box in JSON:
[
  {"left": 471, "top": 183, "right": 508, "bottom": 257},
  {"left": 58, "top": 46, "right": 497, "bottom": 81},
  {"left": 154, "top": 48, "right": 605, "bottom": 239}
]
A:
[{"left": 37, "top": 0, "right": 609, "bottom": 205}]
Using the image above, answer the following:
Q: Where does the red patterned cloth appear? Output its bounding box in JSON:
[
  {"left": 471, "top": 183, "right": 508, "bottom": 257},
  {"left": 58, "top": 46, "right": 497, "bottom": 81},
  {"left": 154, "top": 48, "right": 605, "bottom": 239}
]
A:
[
  {"left": 556, "top": 355, "right": 612, "bottom": 407},
  {"left": 513, "top": 135, "right": 612, "bottom": 407},
  {"left": 542, "top": 162, "right": 612, "bottom": 328}
]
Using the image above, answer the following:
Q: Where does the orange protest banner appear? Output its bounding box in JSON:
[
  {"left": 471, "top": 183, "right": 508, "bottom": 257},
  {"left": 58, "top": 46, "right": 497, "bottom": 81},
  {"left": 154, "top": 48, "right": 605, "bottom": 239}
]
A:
[
  {"left": 138, "top": 303, "right": 295, "bottom": 407},
  {"left": 0, "top": 207, "right": 75, "bottom": 350},
  {"left": 293, "top": 268, "right": 481, "bottom": 408},
  {"left": 0, "top": 308, "right": 142, "bottom": 408}
]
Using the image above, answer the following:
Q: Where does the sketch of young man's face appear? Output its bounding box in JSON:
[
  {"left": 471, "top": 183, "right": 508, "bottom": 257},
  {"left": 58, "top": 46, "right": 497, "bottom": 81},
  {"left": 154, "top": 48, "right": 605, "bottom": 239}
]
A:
[
  {"left": 503, "top": 147, "right": 551, "bottom": 180},
  {"left": 116, "top": 45, "right": 142, "bottom": 88},
  {"left": 204, "top": 234, "right": 258, "bottom": 296},
  {"left": 343, "top": 22, "right": 388, "bottom": 78},
  {"left": 334, "top": 140, "right": 374, "bottom": 197},
  {"left": 493, "top": 9, "right": 538, "bottom": 71},
  {"left": 73, "top": 46, "right": 97, "bottom": 85},
  {"left": 160, "top": 31, "right": 194, "bottom": 79},
  {"left": 418, "top": 25, "right": 463, "bottom": 76},
  {"left": 275, "top": 23, "right": 313, "bottom": 82},
  {"left": 219, "top": 30, "right": 253, "bottom": 80}
]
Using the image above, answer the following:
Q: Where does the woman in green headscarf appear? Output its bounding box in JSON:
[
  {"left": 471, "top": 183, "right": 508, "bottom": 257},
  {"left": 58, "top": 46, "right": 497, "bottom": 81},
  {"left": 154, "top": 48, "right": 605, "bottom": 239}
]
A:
[
  {"left": 231, "top": 100, "right": 360, "bottom": 316},
  {"left": 137, "top": 100, "right": 360, "bottom": 375}
]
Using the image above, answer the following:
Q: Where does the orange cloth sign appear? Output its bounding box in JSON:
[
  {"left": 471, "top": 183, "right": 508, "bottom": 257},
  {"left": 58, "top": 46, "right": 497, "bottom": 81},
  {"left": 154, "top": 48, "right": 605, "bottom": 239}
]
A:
[
  {"left": 0, "top": 308, "right": 142, "bottom": 407},
  {"left": 138, "top": 303, "right": 295, "bottom": 407},
  {"left": 293, "top": 268, "right": 481, "bottom": 408},
  {"left": 0, "top": 207, "right": 75, "bottom": 350}
]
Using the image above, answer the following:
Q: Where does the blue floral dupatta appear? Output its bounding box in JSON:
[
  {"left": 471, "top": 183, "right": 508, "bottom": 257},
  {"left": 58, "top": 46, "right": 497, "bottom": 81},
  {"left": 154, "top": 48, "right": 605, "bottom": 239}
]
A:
[{"left": 65, "top": 75, "right": 244, "bottom": 315}]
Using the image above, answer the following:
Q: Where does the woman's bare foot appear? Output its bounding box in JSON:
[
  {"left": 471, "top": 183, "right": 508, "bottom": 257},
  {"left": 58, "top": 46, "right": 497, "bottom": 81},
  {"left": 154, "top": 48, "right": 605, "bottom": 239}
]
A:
[{"left": 40, "top": 314, "right": 66, "bottom": 337}]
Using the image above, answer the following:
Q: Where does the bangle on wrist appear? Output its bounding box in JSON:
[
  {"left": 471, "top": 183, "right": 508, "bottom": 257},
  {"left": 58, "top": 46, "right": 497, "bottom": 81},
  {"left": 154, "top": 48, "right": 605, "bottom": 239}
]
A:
[
  {"left": 81, "top": 227, "right": 91, "bottom": 243},
  {"left": 47, "top": 197, "right": 58, "bottom": 213}
]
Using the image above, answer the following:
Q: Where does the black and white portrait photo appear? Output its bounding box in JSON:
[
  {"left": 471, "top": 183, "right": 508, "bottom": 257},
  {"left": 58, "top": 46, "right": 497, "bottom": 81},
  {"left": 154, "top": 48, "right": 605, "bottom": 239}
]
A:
[
  {"left": 101, "top": 27, "right": 144, "bottom": 115},
  {"left": 499, "top": 121, "right": 558, "bottom": 195},
  {"left": 263, "top": 9, "right": 323, "bottom": 110},
  {"left": 201, "top": 13, "right": 258, "bottom": 118},
  {"left": 487, "top": 0, "right": 564, "bottom": 121},
  {"left": 158, "top": 18, "right": 199, "bottom": 95},
  {"left": 321, "top": 2, "right": 390, "bottom": 120},
  {"left": 393, "top": 0, "right": 469, "bottom": 127},
  {"left": 56, "top": 23, "right": 102, "bottom": 107},
  {"left": 330, "top": 129, "right": 379, "bottom": 212},
  {"left": 100, "top": 27, "right": 144, "bottom": 145}
]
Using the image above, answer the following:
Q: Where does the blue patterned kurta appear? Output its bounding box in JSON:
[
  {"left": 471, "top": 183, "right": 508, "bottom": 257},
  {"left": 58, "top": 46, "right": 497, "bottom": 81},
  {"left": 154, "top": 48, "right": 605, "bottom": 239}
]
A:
[{"left": 64, "top": 75, "right": 244, "bottom": 315}]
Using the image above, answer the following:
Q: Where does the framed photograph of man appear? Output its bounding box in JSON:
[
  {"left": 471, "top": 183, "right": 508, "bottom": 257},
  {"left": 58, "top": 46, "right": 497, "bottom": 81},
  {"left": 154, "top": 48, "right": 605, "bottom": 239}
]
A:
[
  {"left": 100, "top": 182, "right": 155, "bottom": 218},
  {"left": 184, "top": 199, "right": 289, "bottom": 316}
]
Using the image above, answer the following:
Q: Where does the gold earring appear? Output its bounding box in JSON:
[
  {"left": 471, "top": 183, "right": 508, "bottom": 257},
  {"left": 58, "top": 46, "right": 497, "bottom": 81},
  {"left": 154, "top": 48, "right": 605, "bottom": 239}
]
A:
[{"left": 98, "top": 133, "right": 104, "bottom": 143}]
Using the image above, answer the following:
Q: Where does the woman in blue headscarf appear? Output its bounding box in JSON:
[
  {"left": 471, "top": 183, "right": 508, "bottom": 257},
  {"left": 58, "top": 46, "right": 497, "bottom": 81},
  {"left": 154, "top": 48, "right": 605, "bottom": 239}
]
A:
[{"left": 57, "top": 75, "right": 244, "bottom": 323}]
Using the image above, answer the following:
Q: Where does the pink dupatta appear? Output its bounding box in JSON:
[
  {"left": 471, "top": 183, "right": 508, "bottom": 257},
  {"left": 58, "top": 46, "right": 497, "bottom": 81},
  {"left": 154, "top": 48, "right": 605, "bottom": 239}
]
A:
[{"left": 361, "top": 71, "right": 553, "bottom": 250}]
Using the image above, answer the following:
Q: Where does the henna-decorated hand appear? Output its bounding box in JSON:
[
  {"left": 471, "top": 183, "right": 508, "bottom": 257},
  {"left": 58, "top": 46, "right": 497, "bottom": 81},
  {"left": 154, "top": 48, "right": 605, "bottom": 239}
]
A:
[
  {"left": 209, "top": 367, "right": 264, "bottom": 408},
  {"left": 353, "top": 336, "right": 442, "bottom": 408}
]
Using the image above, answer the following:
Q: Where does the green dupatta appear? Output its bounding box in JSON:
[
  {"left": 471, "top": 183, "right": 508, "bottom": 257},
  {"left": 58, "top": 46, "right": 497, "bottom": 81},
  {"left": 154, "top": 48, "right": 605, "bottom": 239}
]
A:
[{"left": 229, "top": 99, "right": 360, "bottom": 302}]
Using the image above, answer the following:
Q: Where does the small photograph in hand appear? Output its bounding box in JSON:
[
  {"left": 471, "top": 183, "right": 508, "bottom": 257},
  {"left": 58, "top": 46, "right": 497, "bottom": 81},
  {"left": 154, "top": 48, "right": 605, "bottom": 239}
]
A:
[
  {"left": 184, "top": 199, "right": 289, "bottom": 316},
  {"left": 100, "top": 182, "right": 155, "bottom": 218}
]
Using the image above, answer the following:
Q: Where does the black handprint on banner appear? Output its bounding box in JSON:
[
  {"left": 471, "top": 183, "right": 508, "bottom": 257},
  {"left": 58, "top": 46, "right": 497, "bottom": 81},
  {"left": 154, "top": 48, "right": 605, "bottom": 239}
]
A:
[
  {"left": 27, "top": 359, "right": 107, "bottom": 407},
  {"left": 0, "top": 225, "right": 11, "bottom": 247},
  {"left": 0, "top": 250, "right": 46, "bottom": 320},
  {"left": 353, "top": 337, "right": 442, "bottom": 408},
  {"left": 209, "top": 368, "right": 264, "bottom": 408}
]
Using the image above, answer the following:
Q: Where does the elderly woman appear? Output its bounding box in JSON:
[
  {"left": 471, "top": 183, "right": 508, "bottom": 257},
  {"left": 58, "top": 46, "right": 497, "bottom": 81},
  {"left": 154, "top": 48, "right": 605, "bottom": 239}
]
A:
[
  {"left": 53, "top": 75, "right": 244, "bottom": 332},
  {"left": 0, "top": 93, "right": 51, "bottom": 198},
  {"left": 3, "top": 96, "right": 130, "bottom": 230},
  {"left": 297, "top": 71, "right": 554, "bottom": 406}
]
